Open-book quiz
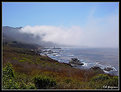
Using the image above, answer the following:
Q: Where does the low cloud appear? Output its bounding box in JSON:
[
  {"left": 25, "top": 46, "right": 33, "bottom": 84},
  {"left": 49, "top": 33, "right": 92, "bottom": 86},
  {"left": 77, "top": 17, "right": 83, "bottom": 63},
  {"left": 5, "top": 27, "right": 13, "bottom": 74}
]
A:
[{"left": 19, "top": 14, "right": 119, "bottom": 48}]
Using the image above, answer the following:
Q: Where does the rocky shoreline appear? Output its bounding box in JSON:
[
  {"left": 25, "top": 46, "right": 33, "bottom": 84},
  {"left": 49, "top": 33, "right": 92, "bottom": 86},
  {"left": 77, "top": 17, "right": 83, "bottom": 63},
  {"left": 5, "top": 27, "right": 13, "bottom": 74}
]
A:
[{"left": 37, "top": 48, "right": 117, "bottom": 76}]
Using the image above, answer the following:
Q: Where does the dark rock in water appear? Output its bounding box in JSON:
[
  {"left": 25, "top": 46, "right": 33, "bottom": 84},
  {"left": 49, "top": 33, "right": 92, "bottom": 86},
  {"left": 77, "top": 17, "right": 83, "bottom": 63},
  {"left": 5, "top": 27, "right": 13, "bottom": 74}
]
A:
[
  {"left": 72, "top": 58, "right": 79, "bottom": 62},
  {"left": 90, "top": 66, "right": 101, "bottom": 70},
  {"left": 47, "top": 50, "right": 53, "bottom": 54},
  {"left": 90, "top": 66, "right": 104, "bottom": 73},
  {"left": 42, "top": 49, "right": 53, "bottom": 54},
  {"left": 69, "top": 58, "right": 84, "bottom": 65},
  {"left": 104, "top": 67, "right": 113, "bottom": 71}
]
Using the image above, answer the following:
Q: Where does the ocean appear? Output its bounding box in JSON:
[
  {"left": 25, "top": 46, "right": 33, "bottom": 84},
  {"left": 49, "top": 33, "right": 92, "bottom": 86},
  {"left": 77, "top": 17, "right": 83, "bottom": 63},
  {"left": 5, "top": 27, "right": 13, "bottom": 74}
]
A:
[{"left": 40, "top": 47, "right": 119, "bottom": 76}]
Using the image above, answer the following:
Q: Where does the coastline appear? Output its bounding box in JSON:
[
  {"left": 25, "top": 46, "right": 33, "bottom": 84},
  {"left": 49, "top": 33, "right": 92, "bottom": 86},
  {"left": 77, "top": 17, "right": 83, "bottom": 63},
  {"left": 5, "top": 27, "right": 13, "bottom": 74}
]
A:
[
  {"left": 2, "top": 45, "right": 119, "bottom": 89},
  {"left": 39, "top": 48, "right": 119, "bottom": 76}
]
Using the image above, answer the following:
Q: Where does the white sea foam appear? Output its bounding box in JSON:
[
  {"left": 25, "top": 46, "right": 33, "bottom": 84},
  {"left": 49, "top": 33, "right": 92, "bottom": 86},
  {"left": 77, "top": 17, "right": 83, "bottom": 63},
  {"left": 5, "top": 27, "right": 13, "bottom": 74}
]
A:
[{"left": 82, "top": 62, "right": 88, "bottom": 67}]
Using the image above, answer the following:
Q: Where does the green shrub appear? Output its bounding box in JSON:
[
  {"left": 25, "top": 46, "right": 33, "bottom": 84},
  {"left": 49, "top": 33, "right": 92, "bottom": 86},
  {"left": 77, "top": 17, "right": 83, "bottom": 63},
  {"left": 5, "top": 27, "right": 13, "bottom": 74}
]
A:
[
  {"left": 3, "top": 63, "right": 15, "bottom": 78},
  {"left": 89, "top": 74, "right": 118, "bottom": 89},
  {"left": 91, "top": 74, "right": 110, "bottom": 82},
  {"left": 33, "top": 75, "right": 56, "bottom": 89},
  {"left": 2, "top": 63, "right": 19, "bottom": 89},
  {"left": 105, "top": 76, "right": 118, "bottom": 87},
  {"left": 2, "top": 78, "right": 20, "bottom": 89},
  {"left": 26, "top": 83, "right": 36, "bottom": 89},
  {"left": 18, "top": 81, "right": 27, "bottom": 89}
]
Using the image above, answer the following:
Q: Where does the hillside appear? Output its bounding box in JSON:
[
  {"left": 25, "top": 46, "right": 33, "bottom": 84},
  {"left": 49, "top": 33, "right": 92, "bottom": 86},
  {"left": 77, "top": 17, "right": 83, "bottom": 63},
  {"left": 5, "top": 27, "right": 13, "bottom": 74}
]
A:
[{"left": 2, "top": 42, "right": 118, "bottom": 89}]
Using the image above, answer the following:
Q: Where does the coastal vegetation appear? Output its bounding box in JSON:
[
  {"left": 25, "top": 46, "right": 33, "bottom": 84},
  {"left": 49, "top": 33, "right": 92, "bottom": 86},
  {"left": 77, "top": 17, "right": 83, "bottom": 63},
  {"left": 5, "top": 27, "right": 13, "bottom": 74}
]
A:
[{"left": 2, "top": 42, "right": 118, "bottom": 89}]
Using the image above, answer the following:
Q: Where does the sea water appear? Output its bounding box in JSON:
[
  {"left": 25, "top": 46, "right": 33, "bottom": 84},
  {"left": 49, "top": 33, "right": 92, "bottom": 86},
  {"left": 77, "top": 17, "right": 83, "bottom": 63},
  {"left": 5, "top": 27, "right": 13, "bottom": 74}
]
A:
[{"left": 41, "top": 47, "right": 119, "bottom": 76}]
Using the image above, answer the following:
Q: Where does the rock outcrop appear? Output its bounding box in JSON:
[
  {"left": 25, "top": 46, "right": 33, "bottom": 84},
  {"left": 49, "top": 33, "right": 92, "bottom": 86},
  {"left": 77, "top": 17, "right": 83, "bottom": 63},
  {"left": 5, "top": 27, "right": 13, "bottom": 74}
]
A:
[
  {"left": 104, "top": 67, "right": 113, "bottom": 71},
  {"left": 69, "top": 58, "right": 84, "bottom": 65},
  {"left": 90, "top": 66, "right": 104, "bottom": 73}
]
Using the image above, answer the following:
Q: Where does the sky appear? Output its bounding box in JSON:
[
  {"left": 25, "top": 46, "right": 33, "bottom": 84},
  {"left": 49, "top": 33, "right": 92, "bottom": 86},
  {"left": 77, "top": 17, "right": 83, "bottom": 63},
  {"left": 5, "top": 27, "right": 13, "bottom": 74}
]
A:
[{"left": 2, "top": 2, "right": 119, "bottom": 48}]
